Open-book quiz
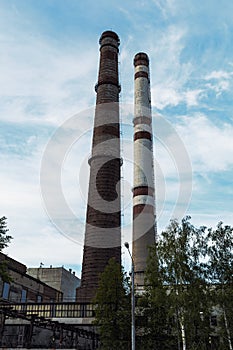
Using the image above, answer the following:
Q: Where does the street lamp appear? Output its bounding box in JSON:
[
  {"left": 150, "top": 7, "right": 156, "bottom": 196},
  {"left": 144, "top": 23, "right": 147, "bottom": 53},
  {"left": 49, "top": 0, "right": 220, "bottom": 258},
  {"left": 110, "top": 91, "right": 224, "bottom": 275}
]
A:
[{"left": 124, "top": 242, "right": 135, "bottom": 350}]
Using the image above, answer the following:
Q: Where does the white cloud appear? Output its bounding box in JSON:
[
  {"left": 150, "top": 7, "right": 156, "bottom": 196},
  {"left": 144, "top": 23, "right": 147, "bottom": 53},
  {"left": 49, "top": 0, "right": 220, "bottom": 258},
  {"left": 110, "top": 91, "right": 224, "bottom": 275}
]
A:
[
  {"left": 205, "top": 70, "right": 233, "bottom": 80},
  {"left": 185, "top": 89, "right": 203, "bottom": 106},
  {"left": 176, "top": 114, "right": 233, "bottom": 173},
  {"left": 204, "top": 69, "right": 233, "bottom": 97},
  {"left": 0, "top": 0, "right": 232, "bottom": 268},
  {"left": 152, "top": 86, "right": 203, "bottom": 109},
  {"left": 0, "top": 131, "right": 87, "bottom": 275},
  {"left": 0, "top": 27, "right": 97, "bottom": 125},
  {"left": 0, "top": 38, "right": 96, "bottom": 97},
  {"left": 147, "top": 26, "right": 200, "bottom": 109},
  {"left": 4, "top": 225, "right": 83, "bottom": 276},
  {"left": 205, "top": 81, "right": 230, "bottom": 97},
  {"left": 152, "top": 0, "right": 176, "bottom": 18}
]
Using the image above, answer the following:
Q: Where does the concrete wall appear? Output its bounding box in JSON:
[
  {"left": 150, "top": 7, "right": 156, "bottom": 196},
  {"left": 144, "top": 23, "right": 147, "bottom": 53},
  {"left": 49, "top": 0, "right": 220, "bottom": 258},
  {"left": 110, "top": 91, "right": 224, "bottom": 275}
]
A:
[{"left": 27, "top": 267, "right": 80, "bottom": 302}]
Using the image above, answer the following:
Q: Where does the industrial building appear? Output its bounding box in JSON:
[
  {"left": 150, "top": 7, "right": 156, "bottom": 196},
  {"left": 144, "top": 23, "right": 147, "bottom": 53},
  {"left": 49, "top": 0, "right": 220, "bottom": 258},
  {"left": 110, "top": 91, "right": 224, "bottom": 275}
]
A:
[
  {"left": 0, "top": 252, "right": 62, "bottom": 304},
  {"left": 27, "top": 266, "right": 80, "bottom": 302}
]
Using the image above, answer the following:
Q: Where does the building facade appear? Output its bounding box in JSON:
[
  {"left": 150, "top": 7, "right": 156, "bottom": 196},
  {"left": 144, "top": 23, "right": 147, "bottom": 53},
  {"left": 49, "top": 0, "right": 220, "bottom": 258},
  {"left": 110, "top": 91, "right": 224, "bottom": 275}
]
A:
[
  {"left": 27, "top": 266, "right": 80, "bottom": 302},
  {"left": 0, "top": 252, "right": 62, "bottom": 303}
]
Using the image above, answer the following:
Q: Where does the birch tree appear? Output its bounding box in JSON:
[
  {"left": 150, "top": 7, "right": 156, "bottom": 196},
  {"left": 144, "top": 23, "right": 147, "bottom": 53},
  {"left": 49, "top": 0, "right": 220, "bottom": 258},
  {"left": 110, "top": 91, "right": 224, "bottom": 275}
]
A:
[
  {"left": 207, "top": 222, "right": 233, "bottom": 350},
  {"left": 144, "top": 217, "right": 210, "bottom": 349}
]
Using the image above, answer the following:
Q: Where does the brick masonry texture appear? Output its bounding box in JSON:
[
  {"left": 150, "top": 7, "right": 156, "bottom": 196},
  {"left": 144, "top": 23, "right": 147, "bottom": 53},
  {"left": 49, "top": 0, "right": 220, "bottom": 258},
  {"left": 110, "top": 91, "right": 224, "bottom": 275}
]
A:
[{"left": 76, "top": 31, "right": 121, "bottom": 302}]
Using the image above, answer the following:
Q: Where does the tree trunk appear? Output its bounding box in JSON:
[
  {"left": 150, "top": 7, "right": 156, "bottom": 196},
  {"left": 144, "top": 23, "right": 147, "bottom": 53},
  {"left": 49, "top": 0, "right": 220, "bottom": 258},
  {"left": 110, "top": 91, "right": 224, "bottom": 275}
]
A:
[
  {"left": 176, "top": 282, "right": 186, "bottom": 350},
  {"left": 179, "top": 313, "right": 186, "bottom": 350},
  {"left": 223, "top": 307, "right": 232, "bottom": 350}
]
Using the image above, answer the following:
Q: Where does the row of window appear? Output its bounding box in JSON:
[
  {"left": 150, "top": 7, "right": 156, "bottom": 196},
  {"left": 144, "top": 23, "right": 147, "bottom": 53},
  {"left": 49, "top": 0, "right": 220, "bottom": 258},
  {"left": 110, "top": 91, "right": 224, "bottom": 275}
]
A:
[
  {"left": 1, "top": 282, "right": 43, "bottom": 303},
  {"left": 10, "top": 302, "right": 95, "bottom": 318}
]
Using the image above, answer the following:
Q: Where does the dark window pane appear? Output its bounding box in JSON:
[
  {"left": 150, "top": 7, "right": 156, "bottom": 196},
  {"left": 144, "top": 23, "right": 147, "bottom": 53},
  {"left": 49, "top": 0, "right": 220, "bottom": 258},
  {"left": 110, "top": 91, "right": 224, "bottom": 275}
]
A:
[
  {"left": 21, "top": 289, "right": 27, "bottom": 302},
  {"left": 2, "top": 282, "right": 10, "bottom": 300}
]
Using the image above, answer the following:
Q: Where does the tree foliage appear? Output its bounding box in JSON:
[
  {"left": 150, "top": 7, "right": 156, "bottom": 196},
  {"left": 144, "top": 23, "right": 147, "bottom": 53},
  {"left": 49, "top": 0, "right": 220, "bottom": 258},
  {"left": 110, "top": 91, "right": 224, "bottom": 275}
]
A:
[
  {"left": 93, "top": 258, "right": 131, "bottom": 349},
  {"left": 137, "top": 217, "right": 233, "bottom": 350},
  {"left": 138, "top": 244, "right": 177, "bottom": 349},
  {"left": 91, "top": 218, "right": 233, "bottom": 349},
  {"left": 207, "top": 222, "right": 233, "bottom": 349},
  {"left": 157, "top": 217, "right": 211, "bottom": 349},
  {"left": 0, "top": 216, "right": 12, "bottom": 251},
  {"left": 0, "top": 216, "right": 13, "bottom": 282}
]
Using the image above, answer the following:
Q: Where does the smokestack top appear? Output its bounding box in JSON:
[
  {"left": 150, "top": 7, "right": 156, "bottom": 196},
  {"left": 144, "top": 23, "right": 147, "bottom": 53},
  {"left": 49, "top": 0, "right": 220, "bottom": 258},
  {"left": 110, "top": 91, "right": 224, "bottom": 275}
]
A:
[
  {"left": 134, "top": 52, "right": 149, "bottom": 67},
  {"left": 99, "top": 30, "right": 120, "bottom": 47}
]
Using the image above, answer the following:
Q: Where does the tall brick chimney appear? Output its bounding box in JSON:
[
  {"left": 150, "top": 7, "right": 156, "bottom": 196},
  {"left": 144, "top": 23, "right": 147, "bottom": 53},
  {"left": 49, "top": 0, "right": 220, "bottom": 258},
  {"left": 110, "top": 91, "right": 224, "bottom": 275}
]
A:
[
  {"left": 76, "top": 31, "right": 121, "bottom": 302},
  {"left": 132, "top": 52, "right": 156, "bottom": 289}
]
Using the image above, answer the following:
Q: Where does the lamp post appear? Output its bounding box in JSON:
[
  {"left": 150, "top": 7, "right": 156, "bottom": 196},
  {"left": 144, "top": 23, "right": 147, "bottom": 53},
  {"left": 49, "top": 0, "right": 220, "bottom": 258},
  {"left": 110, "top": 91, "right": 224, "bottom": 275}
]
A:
[{"left": 124, "top": 242, "right": 135, "bottom": 350}]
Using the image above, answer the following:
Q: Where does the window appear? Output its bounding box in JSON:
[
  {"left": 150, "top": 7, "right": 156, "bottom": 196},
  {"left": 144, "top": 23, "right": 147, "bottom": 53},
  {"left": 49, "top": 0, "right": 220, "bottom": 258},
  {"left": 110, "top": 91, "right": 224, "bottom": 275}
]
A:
[
  {"left": 210, "top": 315, "right": 218, "bottom": 327},
  {"left": 21, "top": 289, "right": 27, "bottom": 303},
  {"left": 37, "top": 295, "right": 42, "bottom": 303},
  {"left": 2, "top": 282, "right": 10, "bottom": 300}
]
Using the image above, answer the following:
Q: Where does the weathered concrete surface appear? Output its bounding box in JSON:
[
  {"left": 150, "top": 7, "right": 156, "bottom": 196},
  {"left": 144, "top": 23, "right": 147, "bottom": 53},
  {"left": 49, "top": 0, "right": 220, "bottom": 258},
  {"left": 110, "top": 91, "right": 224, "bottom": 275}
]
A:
[{"left": 27, "top": 267, "right": 80, "bottom": 302}]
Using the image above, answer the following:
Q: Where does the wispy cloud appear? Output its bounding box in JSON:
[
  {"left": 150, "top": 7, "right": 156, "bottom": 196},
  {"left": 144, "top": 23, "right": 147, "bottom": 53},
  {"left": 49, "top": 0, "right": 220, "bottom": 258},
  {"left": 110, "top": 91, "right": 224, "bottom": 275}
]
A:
[
  {"left": 0, "top": 12, "right": 97, "bottom": 125},
  {"left": 148, "top": 26, "right": 196, "bottom": 109},
  {"left": 1, "top": 0, "right": 233, "bottom": 272},
  {"left": 205, "top": 70, "right": 233, "bottom": 80},
  {"left": 5, "top": 224, "right": 83, "bottom": 274},
  {"left": 204, "top": 69, "right": 233, "bottom": 97},
  {"left": 152, "top": 0, "right": 177, "bottom": 18},
  {"left": 176, "top": 114, "right": 233, "bottom": 173}
]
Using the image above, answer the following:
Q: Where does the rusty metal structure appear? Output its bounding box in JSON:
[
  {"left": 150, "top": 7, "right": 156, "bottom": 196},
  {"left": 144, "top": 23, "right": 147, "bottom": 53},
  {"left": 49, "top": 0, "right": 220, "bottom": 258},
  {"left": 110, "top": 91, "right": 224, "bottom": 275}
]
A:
[
  {"left": 0, "top": 303, "right": 99, "bottom": 348},
  {"left": 132, "top": 52, "right": 156, "bottom": 289},
  {"left": 76, "top": 31, "right": 122, "bottom": 302}
]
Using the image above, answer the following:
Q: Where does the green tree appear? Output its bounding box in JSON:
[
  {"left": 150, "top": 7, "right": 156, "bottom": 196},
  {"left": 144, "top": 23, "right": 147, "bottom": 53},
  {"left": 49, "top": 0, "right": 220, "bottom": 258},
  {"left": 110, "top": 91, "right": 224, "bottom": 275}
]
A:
[
  {"left": 143, "top": 217, "right": 211, "bottom": 350},
  {"left": 207, "top": 222, "right": 233, "bottom": 350},
  {"left": 159, "top": 217, "right": 211, "bottom": 350},
  {"left": 137, "top": 244, "right": 177, "bottom": 349},
  {"left": 0, "top": 216, "right": 12, "bottom": 282},
  {"left": 0, "top": 216, "right": 12, "bottom": 251},
  {"left": 93, "top": 257, "right": 131, "bottom": 349}
]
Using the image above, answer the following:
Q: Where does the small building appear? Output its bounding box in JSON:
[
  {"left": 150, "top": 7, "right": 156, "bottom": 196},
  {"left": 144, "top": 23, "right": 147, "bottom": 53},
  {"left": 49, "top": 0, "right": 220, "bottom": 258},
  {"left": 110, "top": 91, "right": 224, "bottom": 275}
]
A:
[
  {"left": 27, "top": 266, "right": 80, "bottom": 302},
  {"left": 0, "top": 252, "right": 62, "bottom": 303},
  {"left": 0, "top": 253, "right": 94, "bottom": 348}
]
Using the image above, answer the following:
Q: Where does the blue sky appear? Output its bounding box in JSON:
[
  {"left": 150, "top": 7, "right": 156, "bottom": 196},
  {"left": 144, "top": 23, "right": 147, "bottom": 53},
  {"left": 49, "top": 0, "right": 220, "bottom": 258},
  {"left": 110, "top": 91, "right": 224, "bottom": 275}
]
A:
[{"left": 1, "top": 0, "right": 233, "bottom": 276}]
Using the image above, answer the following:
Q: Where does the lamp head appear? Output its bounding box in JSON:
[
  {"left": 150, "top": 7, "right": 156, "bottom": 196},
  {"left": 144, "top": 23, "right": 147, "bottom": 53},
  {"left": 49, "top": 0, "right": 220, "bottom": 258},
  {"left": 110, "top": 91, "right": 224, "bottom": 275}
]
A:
[{"left": 124, "top": 242, "right": 129, "bottom": 249}]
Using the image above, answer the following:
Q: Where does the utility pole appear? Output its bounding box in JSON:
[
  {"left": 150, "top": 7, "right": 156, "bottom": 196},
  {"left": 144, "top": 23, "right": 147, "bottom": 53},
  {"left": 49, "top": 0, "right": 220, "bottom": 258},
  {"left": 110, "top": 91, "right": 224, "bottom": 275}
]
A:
[{"left": 125, "top": 242, "right": 135, "bottom": 350}]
